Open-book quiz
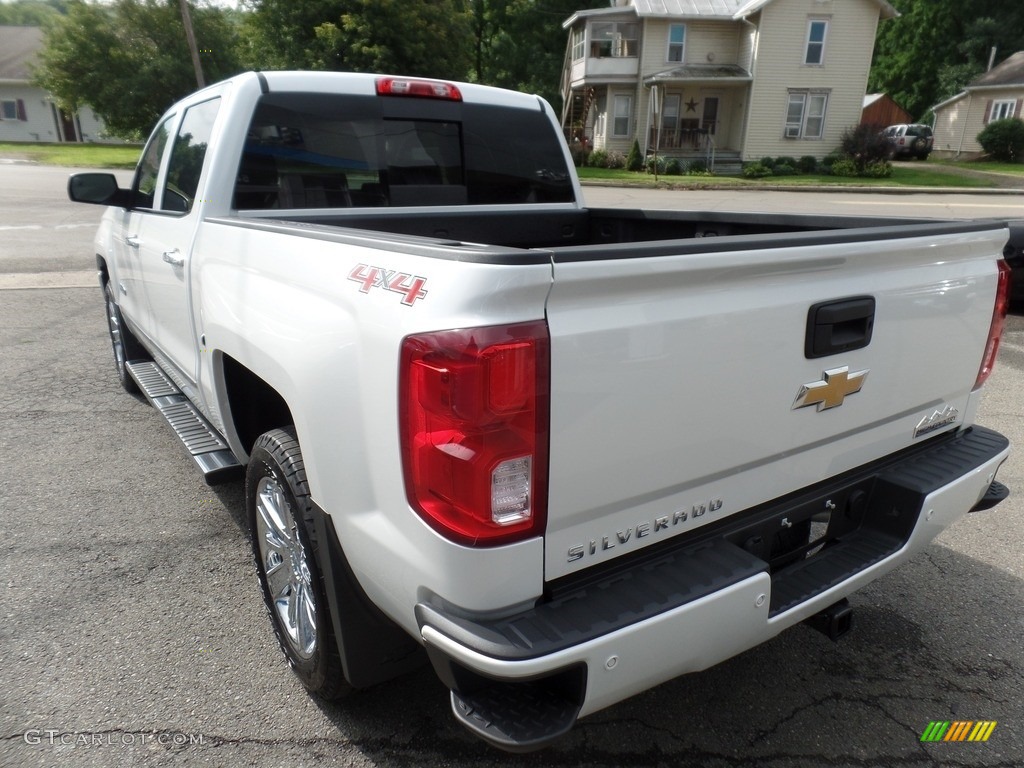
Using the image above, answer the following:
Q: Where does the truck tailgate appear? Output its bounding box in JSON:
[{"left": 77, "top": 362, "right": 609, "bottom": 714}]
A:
[{"left": 543, "top": 223, "right": 1007, "bottom": 580}]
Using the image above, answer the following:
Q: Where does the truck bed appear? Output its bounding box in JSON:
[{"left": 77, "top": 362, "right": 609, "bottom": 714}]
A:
[{"left": 228, "top": 206, "right": 1000, "bottom": 256}]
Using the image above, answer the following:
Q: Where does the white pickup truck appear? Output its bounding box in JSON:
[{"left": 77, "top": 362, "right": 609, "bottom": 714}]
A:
[{"left": 69, "top": 71, "right": 1012, "bottom": 751}]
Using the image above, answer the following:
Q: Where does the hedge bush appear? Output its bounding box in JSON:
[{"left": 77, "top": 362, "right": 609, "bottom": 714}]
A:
[{"left": 977, "top": 118, "right": 1024, "bottom": 162}]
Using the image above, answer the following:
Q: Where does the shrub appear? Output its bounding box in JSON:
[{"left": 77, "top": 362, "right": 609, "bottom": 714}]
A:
[
  {"left": 605, "top": 150, "right": 627, "bottom": 169},
  {"left": 772, "top": 162, "right": 797, "bottom": 177},
  {"left": 797, "top": 155, "right": 818, "bottom": 174},
  {"left": 626, "top": 139, "right": 643, "bottom": 171},
  {"left": 665, "top": 158, "right": 683, "bottom": 175},
  {"left": 742, "top": 161, "right": 773, "bottom": 178},
  {"left": 773, "top": 156, "right": 798, "bottom": 169},
  {"left": 861, "top": 160, "right": 893, "bottom": 178},
  {"left": 977, "top": 118, "right": 1024, "bottom": 162},
  {"left": 828, "top": 157, "right": 859, "bottom": 177},
  {"left": 759, "top": 156, "right": 776, "bottom": 169},
  {"left": 644, "top": 155, "right": 667, "bottom": 174},
  {"left": 839, "top": 123, "right": 889, "bottom": 173},
  {"left": 587, "top": 149, "right": 608, "bottom": 168},
  {"left": 688, "top": 159, "right": 708, "bottom": 174},
  {"left": 820, "top": 152, "right": 843, "bottom": 172}
]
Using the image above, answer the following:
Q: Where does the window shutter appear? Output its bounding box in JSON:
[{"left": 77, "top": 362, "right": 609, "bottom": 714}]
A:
[
  {"left": 16, "top": 99, "right": 27, "bottom": 121},
  {"left": 983, "top": 100, "right": 992, "bottom": 124},
  {"left": 1017, "top": 98, "right": 1024, "bottom": 119}
]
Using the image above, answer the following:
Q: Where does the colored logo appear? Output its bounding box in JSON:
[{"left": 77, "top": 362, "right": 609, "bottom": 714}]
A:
[
  {"left": 792, "top": 366, "right": 868, "bottom": 412},
  {"left": 920, "top": 721, "right": 997, "bottom": 742}
]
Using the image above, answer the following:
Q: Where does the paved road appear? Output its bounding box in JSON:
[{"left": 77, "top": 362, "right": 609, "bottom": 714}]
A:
[{"left": 1, "top": 165, "right": 1022, "bottom": 767}]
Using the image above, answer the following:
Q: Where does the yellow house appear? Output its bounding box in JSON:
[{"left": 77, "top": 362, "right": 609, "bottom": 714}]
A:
[
  {"left": 561, "top": 0, "right": 897, "bottom": 170},
  {"left": 932, "top": 52, "right": 1024, "bottom": 160}
]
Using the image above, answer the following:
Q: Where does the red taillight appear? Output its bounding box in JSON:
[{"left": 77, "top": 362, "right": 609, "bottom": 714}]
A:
[
  {"left": 974, "top": 260, "right": 1011, "bottom": 390},
  {"left": 400, "top": 322, "right": 549, "bottom": 546},
  {"left": 376, "top": 77, "right": 462, "bottom": 101}
]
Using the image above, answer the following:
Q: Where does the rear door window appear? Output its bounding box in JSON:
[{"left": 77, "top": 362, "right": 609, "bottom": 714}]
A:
[{"left": 234, "top": 92, "right": 573, "bottom": 209}]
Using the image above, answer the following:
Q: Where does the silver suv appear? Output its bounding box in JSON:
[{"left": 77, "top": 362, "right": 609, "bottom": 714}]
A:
[{"left": 881, "top": 124, "right": 933, "bottom": 160}]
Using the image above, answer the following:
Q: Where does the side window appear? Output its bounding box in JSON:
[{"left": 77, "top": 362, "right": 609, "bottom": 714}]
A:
[
  {"left": 133, "top": 116, "right": 174, "bottom": 210},
  {"left": 804, "top": 19, "right": 828, "bottom": 65},
  {"left": 612, "top": 94, "right": 632, "bottom": 137},
  {"left": 667, "top": 24, "right": 685, "bottom": 63},
  {"left": 163, "top": 97, "right": 221, "bottom": 214}
]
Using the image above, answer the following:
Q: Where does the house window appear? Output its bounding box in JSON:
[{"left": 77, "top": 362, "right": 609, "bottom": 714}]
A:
[
  {"left": 661, "top": 94, "right": 680, "bottom": 136},
  {"left": 990, "top": 100, "right": 1017, "bottom": 121},
  {"left": 571, "top": 28, "right": 584, "bottom": 61},
  {"left": 804, "top": 19, "right": 828, "bottom": 65},
  {"left": 590, "top": 22, "right": 639, "bottom": 58},
  {"left": 785, "top": 92, "right": 829, "bottom": 139},
  {"left": 0, "top": 99, "right": 26, "bottom": 121},
  {"left": 667, "top": 24, "right": 685, "bottom": 63},
  {"left": 612, "top": 94, "right": 632, "bottom": 137}
]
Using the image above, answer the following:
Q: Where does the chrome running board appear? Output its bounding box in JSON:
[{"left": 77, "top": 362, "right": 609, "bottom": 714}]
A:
[{"left": 126, "top": 360, "right": 243, "bottom": 485}]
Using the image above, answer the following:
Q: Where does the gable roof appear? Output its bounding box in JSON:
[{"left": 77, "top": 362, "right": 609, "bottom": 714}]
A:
[
  {"left": 968, "top": 51, "right": 1024, "bottom": 89},
  {"left": 932, "top": 51, "right": 1024, "bottom": 113},
  {"left": 0, "top": 26, "right": 43, "bottom": 82},
  {"left": 632, "top": 0, "right": 743, "bottom": 18},
  {"left": 734, "top": 0, "right": 897, "bottom": 19},
  {"left": 565, "top": 0, "right": 898, "bottom": 27}
]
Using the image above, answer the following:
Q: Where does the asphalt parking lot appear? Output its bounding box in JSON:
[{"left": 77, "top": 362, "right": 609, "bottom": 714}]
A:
[{"left": 1, "top": 165, "right": 1022, "bottom": 767}]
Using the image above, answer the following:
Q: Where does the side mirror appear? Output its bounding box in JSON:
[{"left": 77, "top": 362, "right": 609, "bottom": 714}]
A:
[{"left": 68, "top": 173, "right": 131, "bottom": 208}]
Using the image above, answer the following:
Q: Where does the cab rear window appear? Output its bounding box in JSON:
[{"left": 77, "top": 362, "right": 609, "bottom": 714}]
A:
[{"left": 234, "top": 92, "right": 574, "bottom": 209}]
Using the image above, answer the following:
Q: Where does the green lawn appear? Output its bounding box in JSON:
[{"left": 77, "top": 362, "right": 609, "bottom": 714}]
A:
[
  {"left": 576, "top": 164, "right": 995, "bottom": 188},
  {"left": 929, "top": 159, "right": 1024, "bottom": 176},
  {"left": 0, "top": 142, "right": 141, "bottom": 169}
]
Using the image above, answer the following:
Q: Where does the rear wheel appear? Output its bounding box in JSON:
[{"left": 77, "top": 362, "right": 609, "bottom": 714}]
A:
[
  {"left": 247, "top": 427, "right": 349, "bottom": 699},
  {"left": 103, "top": 280, "right": 148, "bottom": 393}
]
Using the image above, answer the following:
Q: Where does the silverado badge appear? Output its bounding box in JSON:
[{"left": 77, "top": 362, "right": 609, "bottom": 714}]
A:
[{"left": 793, "top": 366, "right": 869, "bottom": 411}]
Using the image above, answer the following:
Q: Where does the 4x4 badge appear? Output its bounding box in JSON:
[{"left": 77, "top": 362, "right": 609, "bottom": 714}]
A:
[{"left": 793, "top": 366, "right": 869, "bottom": 411}]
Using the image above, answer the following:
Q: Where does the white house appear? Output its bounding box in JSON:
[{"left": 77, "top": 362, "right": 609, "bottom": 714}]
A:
[
  {"left": 931, "top": 51, "right": 1024, "bottom": 159},
  {"left": 561, "top": 0, "right": 897, "bottom": 168},
  {"left": 0, "top": 25, "right": 115, "bottom": 143}
]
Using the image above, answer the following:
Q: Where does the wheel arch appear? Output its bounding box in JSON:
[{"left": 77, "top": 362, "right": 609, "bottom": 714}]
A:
[{"left": 219, "top": 353, "right": 295, "bottom": 458}]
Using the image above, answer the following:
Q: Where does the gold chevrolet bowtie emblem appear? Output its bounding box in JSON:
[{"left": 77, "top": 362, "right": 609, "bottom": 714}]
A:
[{"left": 793, "top": 366, "right": 869, "bottom": 411}]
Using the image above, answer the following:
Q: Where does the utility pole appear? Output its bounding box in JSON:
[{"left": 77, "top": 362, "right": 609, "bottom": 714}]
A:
[{"left": 179, "top": 0, "right": 206, "bottom": 89}]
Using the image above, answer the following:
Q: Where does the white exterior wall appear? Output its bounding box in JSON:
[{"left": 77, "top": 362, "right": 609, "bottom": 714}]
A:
[
  {"left": 743, "top": 0, "right": 880, "bottom": 160},
  {"left": 638, "top": 19, "right": 748, "bottom": 154},
  {"left": 933, "top": 88, "right": 1024, "bottom": 158},
  {"left": 0, "top": 82, "right": 122, "bottom": 143},
  {"left": 0, "top": 83, "right": 58, "bottom": 142}
]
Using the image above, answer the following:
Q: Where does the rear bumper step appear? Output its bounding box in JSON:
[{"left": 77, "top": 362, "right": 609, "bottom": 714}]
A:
[
  {"left": 126, "top": 360, "right": 242, "bottom": 485},
  {"left": 418, "top": 426, "right": 1009, "bottom": 751}
]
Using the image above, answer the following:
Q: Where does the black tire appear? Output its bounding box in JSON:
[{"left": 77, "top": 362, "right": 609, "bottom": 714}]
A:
[
  {"left": 246, "top": 427, "right": 349, "bottom": 700},
  {"left": 103, "top": 280, "right": 148, "bottom": 393}
]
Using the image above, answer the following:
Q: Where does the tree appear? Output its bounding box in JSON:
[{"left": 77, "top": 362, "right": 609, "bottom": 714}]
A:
[
  {"left": 241, "top": 0, "right": 473, "bottom": 80},
  {"left": 0, "top": 0, "right": 67, "bottom": 26},
  {"left": 238, "top": 0, "right": 340, "bottom": 71},
  {"left": 33, "top": 0, "right": 242, "bottom": 139},
  {"left": 471, "top": 0, "right": 583, "bottom": 106},
  {"left": 870, "top": 0, "right": 1024, "bottom": 120}
]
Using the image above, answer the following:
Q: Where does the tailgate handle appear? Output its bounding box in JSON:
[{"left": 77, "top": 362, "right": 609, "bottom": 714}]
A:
[{"left": 805, "top": 297, "right": 875, "bottom": 359}]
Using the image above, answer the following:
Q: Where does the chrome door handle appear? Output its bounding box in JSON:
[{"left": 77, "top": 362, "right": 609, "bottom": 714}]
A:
[
  {"left": 162, "top": 250, "right": 185, "bottom": 267},
  {"left": 124, "top": 235, "right": 140, "bottom": 249}
]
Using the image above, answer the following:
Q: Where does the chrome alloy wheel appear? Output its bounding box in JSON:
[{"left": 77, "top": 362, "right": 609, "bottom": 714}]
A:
[{"left": 255, "top": 475, "right": 317, "bottom": 660}]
